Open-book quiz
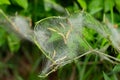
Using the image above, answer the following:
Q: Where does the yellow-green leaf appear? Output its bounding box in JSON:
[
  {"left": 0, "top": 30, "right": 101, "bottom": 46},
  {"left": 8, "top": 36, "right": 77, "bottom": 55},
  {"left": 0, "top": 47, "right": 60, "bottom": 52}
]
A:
[
  {"left": 104, "top": 0, "right": 115, "bottom": 12},
  {"left": 77, "top": 0, "right": 87, "bottom": 10},
  {"left": 0, "top": 0, "right": 10, "bottom": 5},
  {"left": 13, "top": 0, "right": 28, "bottom": 9},
  {"left": 115, "top": 0, "right": 120, "bottom": 13}
]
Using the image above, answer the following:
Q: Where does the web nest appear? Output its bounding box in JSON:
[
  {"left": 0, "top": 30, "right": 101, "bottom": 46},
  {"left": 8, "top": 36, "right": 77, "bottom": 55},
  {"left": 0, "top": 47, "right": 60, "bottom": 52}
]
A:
[{"left": 1, "top": 10, "right": 120, "bottom": 77}]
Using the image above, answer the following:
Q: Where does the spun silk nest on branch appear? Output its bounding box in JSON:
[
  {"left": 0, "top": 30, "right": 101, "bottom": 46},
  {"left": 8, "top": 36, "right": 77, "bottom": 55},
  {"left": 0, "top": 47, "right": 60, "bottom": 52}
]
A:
[{"left": 0, "top": 10, "right": 120, "bottom": 77}]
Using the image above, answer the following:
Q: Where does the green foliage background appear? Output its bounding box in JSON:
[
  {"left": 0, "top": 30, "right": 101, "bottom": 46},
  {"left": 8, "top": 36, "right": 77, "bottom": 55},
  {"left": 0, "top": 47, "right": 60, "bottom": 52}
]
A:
[{"left": 0, "top": 0, "right": 120, "bottom": 80}]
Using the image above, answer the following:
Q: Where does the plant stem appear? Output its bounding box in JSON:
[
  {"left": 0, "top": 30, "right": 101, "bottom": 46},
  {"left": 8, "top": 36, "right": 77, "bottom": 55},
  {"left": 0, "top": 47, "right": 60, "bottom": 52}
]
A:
[{"left": 34, "top": 38, "right": 55, "bottom": 63}]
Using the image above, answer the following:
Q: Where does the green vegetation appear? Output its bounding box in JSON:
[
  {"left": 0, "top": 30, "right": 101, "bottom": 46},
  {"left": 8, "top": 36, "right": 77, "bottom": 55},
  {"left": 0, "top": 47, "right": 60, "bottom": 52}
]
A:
[{"left": 0, "top": 0, "right": 120, "bottom": 80}]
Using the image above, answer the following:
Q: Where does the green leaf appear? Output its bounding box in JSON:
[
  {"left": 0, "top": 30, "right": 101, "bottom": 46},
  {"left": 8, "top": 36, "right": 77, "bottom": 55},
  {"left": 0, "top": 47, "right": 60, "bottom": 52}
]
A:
[
  {"left": 117, "top": 54, "right": 120, "bottom": 59},
  {"left": 47, "top": 32, "right": 62, "bottom": 43},
  {"left": 88, "top": 0, "right": 103, "bottom": 14},
  {"left": 115, "top": 0, "right": 120, "bottom": 13},
  {"left": 101, "top": 38, "right": 108, "bottom": 47},
  {"left": 104, "top": 0, "right": 115, "bottom": 12},
  {"left": 113, "top": 64, "right": 120, "bottom": 73},
  {"left": 13, "top": 0, "right": 28, "bottom": 9},
  {"left": 0, "top": 0, "right": 10, "bottom": 5},
  {"left": 103, "top": 72, "right": 111, "bottom": 80},
  {"left": 77, "top": 0, "right": 87, "bottom": 10},
  {"left": 0, "top": 28, "right": 6, "bottom": 46},
  {"left": 7, "top": 34, "right": 20, "bottom": 53}
]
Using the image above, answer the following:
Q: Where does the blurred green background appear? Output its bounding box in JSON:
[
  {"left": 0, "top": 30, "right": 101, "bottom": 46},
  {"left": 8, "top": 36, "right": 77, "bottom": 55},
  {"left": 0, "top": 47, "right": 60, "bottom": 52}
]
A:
[{"left": 0, "top": 0, "right": 120, "bottom": 80}]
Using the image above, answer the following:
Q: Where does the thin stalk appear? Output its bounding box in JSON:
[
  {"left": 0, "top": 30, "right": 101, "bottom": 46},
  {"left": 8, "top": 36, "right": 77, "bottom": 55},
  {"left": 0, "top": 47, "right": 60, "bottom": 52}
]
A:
[
  {"left": 34, "top": 38, "right": 55, "bottom": 64},
  {"left": 94, "top": 50, "right": 120, "bottom": 63},
  {"left": 0, "top": 10, "right": 18, "bottom": 30}
]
